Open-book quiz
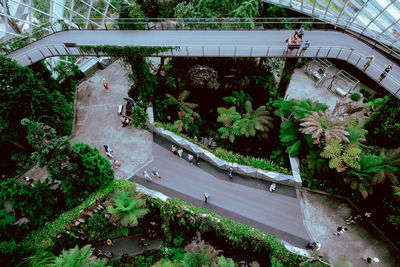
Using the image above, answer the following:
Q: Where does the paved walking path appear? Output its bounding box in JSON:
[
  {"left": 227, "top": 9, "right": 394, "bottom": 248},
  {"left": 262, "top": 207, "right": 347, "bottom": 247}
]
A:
[
  {"left": 6, "top": 30, "right": 400, "bottom": 98},
  {"left": 94, "top": 236, "right": 162, "bottom": 259}
]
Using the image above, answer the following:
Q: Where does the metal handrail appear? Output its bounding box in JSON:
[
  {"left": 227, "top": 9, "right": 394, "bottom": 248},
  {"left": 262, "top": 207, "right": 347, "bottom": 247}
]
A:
[
  {"left": 10, "top": 44, "right": 400, "bottom": 96},
  {"left": 3, "top": 17, "right": 398, "bottom": 56}
]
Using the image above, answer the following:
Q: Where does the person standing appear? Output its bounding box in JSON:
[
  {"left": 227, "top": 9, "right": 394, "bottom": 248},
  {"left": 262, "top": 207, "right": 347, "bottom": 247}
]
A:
[
  {"left": 104, "top": 145, "right": 113, "bottom": 158},
  {"left": 143, "top": 171, "right": 152, "bottom": 181},
  {"left": 299, "top": 40, "right": 310, "bottom": 56},
  {"left": 269, "top": 183, "right": 276, "bottom": 192},
  {"left": 228, "top": 167, "right": 233, "bottom": 179},
  {"left": 196, "top": 154, "right": 201, "bottom": 165},
  {"left": 378, "top": 64, "right": 392, "bottom": 82},
  {"left": 102, "top": 78, "right": 110, "bottom": 92},
  {"left": 333, "top": 226, "right": 348, "bottom": 236},
  {"left": 204, "top": 192, "right": 210, "bottom": 203},
  {"left": 297, "top": 24, "right": 305, "bottom": 41},
  {"left": 187, "top": 154, "right": 194, "bottom": 164},
  {"left": 177, "top": 148, "right": 183, "bottom": 158},
  {"left": 171, "top": 145, "right": 177, "bottom": 154},
  {"left": 151, "top": 167, "right": 161, "bottom": 178},
  {"left": 363, "top": 55, "right": 374, "bottom": 71}
]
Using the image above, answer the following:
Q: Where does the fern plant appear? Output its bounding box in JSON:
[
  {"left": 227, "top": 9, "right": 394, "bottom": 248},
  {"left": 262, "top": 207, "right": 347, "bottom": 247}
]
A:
[
  {"left": 300, "top": 110, "right": 349, "bottom": 144},
  {"left": 273, "top": 98, "right": 328, "bottom": 121},
  {"left": 279, "top": 119, "right": 313, "bottom": 157},
  {"left": 217, "top": 106, "right": 241, "bottom": 143},
  {"left": 320, "top": 139, "right": 361, "bottom": 172}
]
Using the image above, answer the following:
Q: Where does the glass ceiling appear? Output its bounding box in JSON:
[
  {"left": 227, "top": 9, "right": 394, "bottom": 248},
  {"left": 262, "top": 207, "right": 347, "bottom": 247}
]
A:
[{"left": 265, "top": 0, "right": 400, "bottom": 50}]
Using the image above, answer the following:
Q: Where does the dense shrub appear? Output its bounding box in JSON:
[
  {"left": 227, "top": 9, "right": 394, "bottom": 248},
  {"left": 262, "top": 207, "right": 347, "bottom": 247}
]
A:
[
  {"left": 350, "top": 93, "right": 360, "bottom": 101},
  {"left": 130, "top": 107, "right": 148, "bottom": 128}
]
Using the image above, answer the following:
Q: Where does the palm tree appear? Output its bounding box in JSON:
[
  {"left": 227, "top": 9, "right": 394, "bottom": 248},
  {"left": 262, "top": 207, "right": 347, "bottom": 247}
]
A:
[
  {"left": 217, "top": 106, "right": 241, "bottom": 143},
  {"left": 234, "top": 101, "right": 274, "bottom": 138},
  {"left": 300, "top": 110, "right": 349, "bottom": 144},
  {"left": 374, "top": 147, "right": 400, "bottom": 185},
  {"left": 54, "top": 245, "right": 107, "bottom": 267},
  {"left": 106, "top": 186, "right": 148, "bottom": 227},
  {"left": 164, "top": 90, "right": 199, "bottom": 118}
]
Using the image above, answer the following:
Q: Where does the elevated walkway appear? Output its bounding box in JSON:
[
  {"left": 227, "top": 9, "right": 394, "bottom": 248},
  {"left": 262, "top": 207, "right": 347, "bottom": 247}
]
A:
[{"left": 5, "top": 29, "right": 400, "bottom": 98}]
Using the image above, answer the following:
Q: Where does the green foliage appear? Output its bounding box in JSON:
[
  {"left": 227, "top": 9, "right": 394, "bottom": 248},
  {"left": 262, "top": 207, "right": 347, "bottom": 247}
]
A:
[
  {"left": 359, "top": 88, "right": 373, "bottom": 101},
  {"left": 54, "top": 245, "right": 107, "bottom": 267},
  {"left": 22, "top": 180, "right": 132, "bottom": 252},
  {"left": 106, "top": 185, "right": 148, "bottom": 227},
  {"left": 164, "top": 90, "right": 199, "bottom": 118},
  {"left": 130, "top": 107, "right": 148, "bottom": 128},
  {"left": 115, "top": 0, "right": 146, "bottom": 30},
  {"left": 217, "top": 255, "right": 235, "bottom": 267},
  {"left": 278, "top": 119, "right": 313, "bottom": 157},
  {"left": 235, "top": 101, "right": 274, "bottom": 138},
  {"left": 0, "top": 178, "right": 60, "bottom": 228},
  {"left": 0, "top": 55, "right": 72, "bottom": 149},
  {"left": 217, "top": 106, "right": 242, "bottom": 143},
  {"left": 273, "top": 98, "right": 328, "bottom": 121},
  {"left": 320, "top": 139, "right": 361, "bottom": 172},
  {"left": 350, "top": 93, "right": 360, "bottom": 101},
  {"left": 365, "top": 95, "right": 400, "bottom": 147},
  {"left": 223, "top": 90, "right": 249, "bottom": 110},
  {"left": 181, "top": 252, "right": 210, "bottom": 267}
]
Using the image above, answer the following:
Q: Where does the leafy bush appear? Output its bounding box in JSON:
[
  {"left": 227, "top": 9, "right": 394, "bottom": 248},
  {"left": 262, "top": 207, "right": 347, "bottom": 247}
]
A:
[
  {"left": 350, "top": 93, "right": 361, "bottom": 101},
  {"left": 359, "top": 88, "right": 373, "bottom": 101},
  {"left": 130, "top": 107, "right": 148, "bottom": 128}
]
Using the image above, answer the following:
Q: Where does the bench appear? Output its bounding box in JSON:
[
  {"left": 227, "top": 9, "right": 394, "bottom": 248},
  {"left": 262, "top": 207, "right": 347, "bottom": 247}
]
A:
[{"left": 335, "top": 87, "right": 348, "bottom": 97}]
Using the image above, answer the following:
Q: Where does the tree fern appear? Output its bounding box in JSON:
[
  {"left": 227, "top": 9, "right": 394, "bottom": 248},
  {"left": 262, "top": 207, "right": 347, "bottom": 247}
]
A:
[
  {"left": 321, "top": 139, "right": 361, "bottom": 172},
  {"left": 54, "top": 245, "right": 106, "bottom": 267}
]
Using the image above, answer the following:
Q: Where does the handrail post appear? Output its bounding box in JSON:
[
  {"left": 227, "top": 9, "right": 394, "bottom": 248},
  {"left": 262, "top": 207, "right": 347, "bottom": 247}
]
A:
[
  {"left": 355, "top": 55, "right": 362, "bottom": 67},
  {"left": 337, "top": 48, "right": 342, "bottom": 59},
  {"left": 266, "top": 47, "right": 269, "bottom": 57},
  {"left": 346, "top": 48, "right": 353, "bottom": 61},
  {"left": 316, "top": 47, "right": 321, "bottom": 57},
  {"left": 186, "top": 46, "right": 189, "bottom": 57},
  {"left": 250, "top": 47, "right": 253, "bottom": 57}
]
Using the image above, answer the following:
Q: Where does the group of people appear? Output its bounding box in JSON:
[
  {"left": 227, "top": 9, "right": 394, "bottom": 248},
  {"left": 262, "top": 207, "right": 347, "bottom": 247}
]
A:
[
  {"left": 104, "top": 145, "right": 121, "bottom": 169},
  {"left": 286, "top": 25, "right": 310, "bottom": 56},
  {"left": 143, "top": 167, "right": 161, "bottom": 181},
  {"left": 171, "top": 145, "right": 201, "bottom": 165},
  {"left": 362, "top": 55, "right": 392, "bottom": 82}
]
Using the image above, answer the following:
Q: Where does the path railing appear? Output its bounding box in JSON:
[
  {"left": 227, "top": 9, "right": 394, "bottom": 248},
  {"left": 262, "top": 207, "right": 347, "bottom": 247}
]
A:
[
  {"left": 2, "top": 17, "right": 399, "bottom": 57},
  {"left": 11, "top": 43, "right": 400, "bottom": 98}
]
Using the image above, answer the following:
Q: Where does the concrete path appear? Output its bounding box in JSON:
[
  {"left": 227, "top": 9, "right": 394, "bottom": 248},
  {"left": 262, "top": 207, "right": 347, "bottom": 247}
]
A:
[
  {"left": 94, "top": 235, "right": 162, "bottom": 259},
  {"left": 131, "top": 141, "right": 310, "bottom": 247},
  {"left": 6, "top": 30, "right": 400, "bottom": 98}
]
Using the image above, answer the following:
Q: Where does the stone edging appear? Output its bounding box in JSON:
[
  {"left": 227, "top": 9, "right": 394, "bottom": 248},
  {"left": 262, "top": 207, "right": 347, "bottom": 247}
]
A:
[{"left": 146, "top": 107, "right": 301, "bottom": 187}]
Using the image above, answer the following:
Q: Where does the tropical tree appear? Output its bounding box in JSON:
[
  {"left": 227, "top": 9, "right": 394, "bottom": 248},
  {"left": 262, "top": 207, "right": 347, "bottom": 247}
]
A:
[
  {"left": 273, "top": 98, "right": 328, "bottom": 121},
  {"left": 279, "top": 119, "right": 313, "bottom": 157},
  {"left": 217, "top": 106, "right": 241, "bottom": 143},
  {"left": 235, "top": 101, "right": 274, "bottom": 138},
  {"left": 320, "top": 139, "right": 361, "bottom": 172},
  {"left": 54, "top": 245, "right": 107, "bottom": 267},
  {"left": 374, "top": 147, "right": 400, "bottom": 185},
  {"left": 106, "top": 185, "right": 148, "bottom": 228},
  {"left": 300, "top": 111, "right": 349, "bottom": 144},
  {"left": 164, "top": 90, "right": 199, "bottom": 118}
]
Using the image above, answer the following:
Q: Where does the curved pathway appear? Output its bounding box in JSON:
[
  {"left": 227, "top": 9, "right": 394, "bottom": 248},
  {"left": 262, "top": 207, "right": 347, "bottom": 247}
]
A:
[{"left": 5, "top": 30, "right": 400, "bottom": 98}]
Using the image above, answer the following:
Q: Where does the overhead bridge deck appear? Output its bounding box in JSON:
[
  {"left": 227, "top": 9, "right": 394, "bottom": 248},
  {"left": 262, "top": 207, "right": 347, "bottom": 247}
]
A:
[{"left": 6, "top": 29, "right": 400, "bottom": 98}]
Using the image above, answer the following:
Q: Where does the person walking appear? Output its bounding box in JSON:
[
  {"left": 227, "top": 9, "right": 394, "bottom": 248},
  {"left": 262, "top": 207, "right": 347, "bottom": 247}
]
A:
[
  {"left": 151, "top": 167, "right": 161, "bottom": 178},
  {"left": 143, "top": 170, "right": 152, "bottom": 181},
  {"left": 187, "top": 154, "right": 194, "bottom": 164},
  {"left": 24, "top": 176, "right": 35, "bottom": 187},
  {"left": 204, "top": 192, "right": 210, "bottom": 203},
  {"left": 228, "top": 167, "right": 233, "bottom": 179},
  {"left": 177, "top": 148, "right": 183, "bottom": 158},
  {"left": 104, "top": 145, "right": 113, "bottom": 158},
  {"left": 333, "top": 226, "right": 348, "bottom": 236},
  {"left": 102, "top": 78, "right": 110, "bottom": 92},
  {"left": 171, "top": 145, "right": 177, "bottom": 154},
  {"left": 378, "top": 64, "right": 392, "bottom": 82},
  {"left": 269, "top": 183, "right": 276, "bottom": 192},
  {"left": 297, "top": 24, "right": 305, "bottom": 41},
  {"left": 361, "top": 257, "right": 379, "bottom": 266},
  {"left": 196, "top": 154, "right": 201, "bottom": 165},
  {"left": 363, "top": 55, "right": 374, "bottom": 71},
  {"left": 106, "top": 239, "right": 114, "bottom": 246},
  {"left": 299, "top": 40, "right": 310, "bottom": 56}
]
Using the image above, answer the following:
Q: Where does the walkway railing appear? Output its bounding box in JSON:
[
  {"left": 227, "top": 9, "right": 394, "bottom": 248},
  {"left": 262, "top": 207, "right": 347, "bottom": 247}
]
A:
[
  {"left": 2, "top": 17, "right": 399, "bottom": 57},
  {"left": 11, "top": 43, "right": 400, "bottom": 98}
]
